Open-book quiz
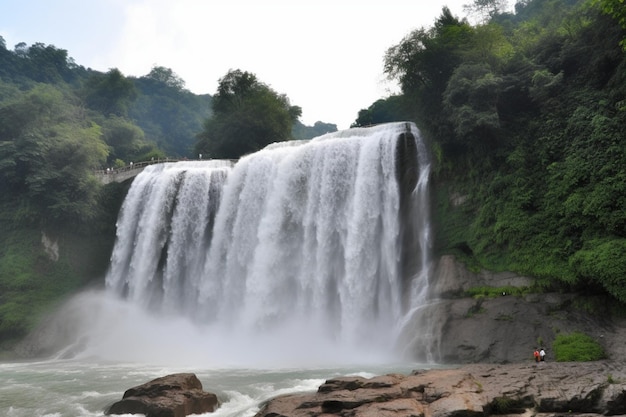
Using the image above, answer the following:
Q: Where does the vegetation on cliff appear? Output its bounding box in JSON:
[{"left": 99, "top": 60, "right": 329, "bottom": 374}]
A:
[
  {"left": 360, "top": 0, "right": 626, "bottom": 305},
  {"left": 194, "top": 69, "right": 302, "bottom": 159}
]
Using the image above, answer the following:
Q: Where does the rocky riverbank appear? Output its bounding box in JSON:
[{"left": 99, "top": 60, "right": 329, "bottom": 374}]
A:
[{"left": 254, "top": 360, "right": 626, "bottom": 417}]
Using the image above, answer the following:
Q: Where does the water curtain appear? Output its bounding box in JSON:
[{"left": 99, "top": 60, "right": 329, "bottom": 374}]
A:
[{"left": 105, "top": 122, "right": 431, "bottom": 360}]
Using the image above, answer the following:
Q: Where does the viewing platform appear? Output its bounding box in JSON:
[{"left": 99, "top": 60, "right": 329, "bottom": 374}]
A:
[{"left": 94, "top": 158, "right": 179, "bottom": 184}]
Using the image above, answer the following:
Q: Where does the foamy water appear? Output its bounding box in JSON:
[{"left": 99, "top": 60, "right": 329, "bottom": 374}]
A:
[
  {"left": 103, "top": 122, "right": 432, "bottom": 361},
  {"left": 0, "top": 359, "right": 429, "bottom": 417}
]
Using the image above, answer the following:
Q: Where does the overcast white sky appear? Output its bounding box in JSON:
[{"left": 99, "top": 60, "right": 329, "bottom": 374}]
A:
[{"left": 1, "top": 0, "right": 473, "bottom": 130}]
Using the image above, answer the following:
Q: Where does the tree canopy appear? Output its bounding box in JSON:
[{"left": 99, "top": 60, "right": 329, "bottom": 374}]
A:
[
  {"left": 380, "top": 0, "right": 626, "bottom": 303},
  {"left": 0, "top": 85, "right": 108, "bottom": 226},
  {"left": 195, "top": 69, "right": 302, "bottom": 159}
]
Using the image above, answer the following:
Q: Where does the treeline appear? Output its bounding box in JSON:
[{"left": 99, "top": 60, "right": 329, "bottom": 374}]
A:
[
  {"left": 356, "top": 0, "right": 626, "bottom": 303},
  {"left": 0, "top": 39, "right": 212, "bottom": 225},
  {"left": 0, "top": 38, "right": 337, "bottom": 230}
]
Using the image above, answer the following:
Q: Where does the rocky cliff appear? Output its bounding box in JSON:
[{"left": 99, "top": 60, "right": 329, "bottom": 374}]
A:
[{"left": 397, "top": 255, "right": 626, "bottom": 363}]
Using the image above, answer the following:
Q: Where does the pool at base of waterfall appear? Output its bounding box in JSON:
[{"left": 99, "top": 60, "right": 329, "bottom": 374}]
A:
[{"left": 0, "top": 359, "right": 437, "bottom": 417}]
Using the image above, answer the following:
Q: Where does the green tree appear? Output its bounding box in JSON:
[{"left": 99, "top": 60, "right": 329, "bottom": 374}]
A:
[
  {"left": 442, "top": 63, "right": 503, "bottom": 151},
  {"left": 82, "top": 68, "right": 137, "bottom": 117},
  {"left": 570, "top": 239, "right": 626, "bottom": 303},
  {"left": 100, "top": 116, "right": 150, "bottom": 164},
  {"left": 291, "top": 120, "right": 337, "bottom": 140},
  {"left": 130, "top": 68, "right": 211, "bottom": 157},
  {"left": 465, "top": 23, "right": 514, "bottom": 68},
  {"left": 592, "top": 0, "right": 626, "bottom": 48},
  {"left": 22, "top": 42, "right": 73, "bottom": 83},
  {"left": 195, "top": 69, "right": 301, "bottom": 159},
  {"left": 384, "top": 7, "right": 473, "bottom": 136},
  {"left": 146, "top": 65, "right": 186, "bottom": 90},
  {"left": 401, "top": 0, "right": 626, "bottom": 295},
  {"left": 352, "top": 96, "right": 415, "bottom": 127},
  {"left": 0, "top": 85, "right": 108, "bottom": 226}
]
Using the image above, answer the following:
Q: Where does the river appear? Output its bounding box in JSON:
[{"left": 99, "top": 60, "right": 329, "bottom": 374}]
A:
[{"left": 0, "top": 359, "right": 431, "bottom": 416}]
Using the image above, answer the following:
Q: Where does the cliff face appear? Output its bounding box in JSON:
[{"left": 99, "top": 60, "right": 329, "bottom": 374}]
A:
[{"left": 397, "top": 255, "right": 626, "bottom": 364}]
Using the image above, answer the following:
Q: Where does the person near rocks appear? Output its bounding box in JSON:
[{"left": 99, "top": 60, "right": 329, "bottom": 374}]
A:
[
  {"left": 534, "top": 348, "right": 540, "bottom": 363},
  {"left": 540, "top": 348, "right": 546, "bottom": 361}
]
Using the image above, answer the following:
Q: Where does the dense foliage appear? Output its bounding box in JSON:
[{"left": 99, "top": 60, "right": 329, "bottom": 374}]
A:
[
  {"left": 292, "top": 120, "right": 338, "bottom": 140},
  {"left": 0, "top": 85, "right": 107, "bottom": 225},
  {"left": 195, "top": 69, "right": 303, "bottom": 159},
  {"left": 130, "top": 66, "right": 212, "bottom": 156},
  {"left": 373, "top": 0, "right": 626, "bottom": 303}
]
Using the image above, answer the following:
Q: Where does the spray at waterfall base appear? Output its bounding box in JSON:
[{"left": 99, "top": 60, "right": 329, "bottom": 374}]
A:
[{"left": 70, "top": 122, "right": 435, "bottom": 366}]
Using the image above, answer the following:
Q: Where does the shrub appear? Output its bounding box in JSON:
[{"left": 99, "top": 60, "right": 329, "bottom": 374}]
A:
[
  {"left": 466, "top": 285, "right": 529, "bottom": 298},
  {"left": 553, "top": 331, "right": 606, "bottom": 361}
]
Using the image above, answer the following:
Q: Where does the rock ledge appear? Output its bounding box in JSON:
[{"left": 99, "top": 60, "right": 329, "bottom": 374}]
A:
[{"left": 255, "top": 361, "right": 626, "bottom": 417}]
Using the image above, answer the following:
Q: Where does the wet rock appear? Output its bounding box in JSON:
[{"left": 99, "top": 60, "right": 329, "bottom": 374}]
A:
[
  {"left": 397, "top": 255, "right": 626, "bottom": 364},
  {"left": 105, "top": 373, "right": 219, "bottom": 417},
  {"left": 255, "top": 361, "right": 626, "bottom": 417}
]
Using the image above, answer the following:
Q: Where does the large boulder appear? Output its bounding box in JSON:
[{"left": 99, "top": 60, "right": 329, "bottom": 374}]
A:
[
  {"left": 255, "top": 361, "right": 626, "bottom": 417},
  {"left": 105, "top": 373, "right": 219, "bottom": 417}
]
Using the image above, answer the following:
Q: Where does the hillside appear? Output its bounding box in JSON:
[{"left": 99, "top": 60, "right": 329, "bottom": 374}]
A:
[{"left": 355, "top": 0, "right": 626, "bottom": 306}]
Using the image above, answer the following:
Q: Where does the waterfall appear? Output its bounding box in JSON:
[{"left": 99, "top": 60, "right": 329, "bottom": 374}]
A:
[{"left": 103, "top": 122, "right": 432, "bottom": 364}]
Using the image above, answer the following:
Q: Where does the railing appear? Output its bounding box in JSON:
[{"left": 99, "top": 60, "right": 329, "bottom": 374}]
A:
[
  {"left": 94, "top": 157, "right": 239, "bottom": 184},
  {"left": 94, "top": 158, "right": 180, "bottom": 184}
]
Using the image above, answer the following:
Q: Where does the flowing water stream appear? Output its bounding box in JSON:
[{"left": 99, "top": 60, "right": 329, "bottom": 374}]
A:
[{"left": 1, "top": 359, "right": 438, "bottom": 417}]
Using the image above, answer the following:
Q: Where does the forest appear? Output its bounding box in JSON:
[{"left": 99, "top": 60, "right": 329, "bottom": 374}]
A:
[
  {"left": 0, "top": 0, "right": 625, "bottom": 352},
  {"left": 355, "top": 0, "right": 626, "bottom": 305}
]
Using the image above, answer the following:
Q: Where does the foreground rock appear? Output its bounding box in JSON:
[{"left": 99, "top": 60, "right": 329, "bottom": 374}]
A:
[
  {"left": 255, "top": 361, "right": 626, "bottom": 417},
  {"left": 106, "top": 373, "right": 219, "bottom": 417}
]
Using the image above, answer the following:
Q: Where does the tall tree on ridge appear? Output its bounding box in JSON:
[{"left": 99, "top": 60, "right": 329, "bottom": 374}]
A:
[{"left": 195, "top": 69, "right": 301, "bottom": 159}]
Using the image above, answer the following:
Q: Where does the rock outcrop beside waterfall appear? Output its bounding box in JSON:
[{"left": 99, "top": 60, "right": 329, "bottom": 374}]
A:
[
  {"left": 254, "top": 360, "right": 626, "bottom": 417},
  {"left": 251, "top": 255, "right": 626, "bottom": 416},
  {"left": 398, "top": 255, "right": 626, "bottom": 364},
  {"left": 105, "top": 373, "right": 219, "bottom": 417}
]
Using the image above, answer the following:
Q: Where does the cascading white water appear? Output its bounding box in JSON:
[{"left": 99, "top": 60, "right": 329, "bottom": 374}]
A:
[
  {"left": 106, "top": 160, "right": 233, "bottom": 311},
  {"left": 103, "top": 122, "right": 431, "bottom": 364}
]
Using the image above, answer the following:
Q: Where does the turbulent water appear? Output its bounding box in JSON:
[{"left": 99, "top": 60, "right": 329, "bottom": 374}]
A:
[
  {"left": 1, "top": 122, "right": 434, "bottom": 416},
  {"left": 0, "top": 359, "right": 434, "bottom": 417},
  {"left": 100, "top": 122, "right": 431, "bottom": 362}
]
